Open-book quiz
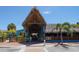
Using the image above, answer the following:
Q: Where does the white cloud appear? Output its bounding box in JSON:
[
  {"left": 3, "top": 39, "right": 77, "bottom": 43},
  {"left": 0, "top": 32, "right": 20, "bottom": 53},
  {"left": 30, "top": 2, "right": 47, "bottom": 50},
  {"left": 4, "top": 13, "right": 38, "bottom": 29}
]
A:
[{"left": 43, "top": 11, "right": 51, "bottom": 14}]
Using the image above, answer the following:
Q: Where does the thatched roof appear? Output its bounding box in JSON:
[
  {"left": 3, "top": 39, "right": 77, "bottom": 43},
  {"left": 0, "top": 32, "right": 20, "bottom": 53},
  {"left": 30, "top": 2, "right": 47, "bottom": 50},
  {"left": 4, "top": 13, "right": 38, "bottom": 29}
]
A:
[
  {"left": 22, "top": 7, "right": 46, "bottom": 30},
  {"left": 45, "top": 24, "right": 56, "bottom": 33},
  {"left": 45, "top": 24, "right": 79, "bottom": 33}
]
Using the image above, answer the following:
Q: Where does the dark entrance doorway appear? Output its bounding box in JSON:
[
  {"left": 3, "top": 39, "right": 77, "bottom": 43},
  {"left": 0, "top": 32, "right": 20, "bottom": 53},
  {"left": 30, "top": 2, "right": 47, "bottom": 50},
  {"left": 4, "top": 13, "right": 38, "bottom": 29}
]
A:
[
  {"left": 31, "top": 33, "right": 38, "bottom": 41},
  {"left": 29, "top": 24, "right": 41, "bottom": 42}
]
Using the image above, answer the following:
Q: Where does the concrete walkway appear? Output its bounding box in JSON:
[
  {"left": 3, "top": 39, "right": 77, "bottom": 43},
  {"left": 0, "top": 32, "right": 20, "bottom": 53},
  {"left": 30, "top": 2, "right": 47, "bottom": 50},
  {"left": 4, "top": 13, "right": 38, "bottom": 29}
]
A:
[
  {"left": 0, "top": 42, "right": 45, "bottom": 52},
  {"left": 44, "top": 43, "right": 79, "bottom": 52},
  {"left": 25, "top": 46, "right": 44, "bottom": 52},
  {"left": 0, "top": 42, "right": 26, "bottom": 52},
  {"left": 0, "top": 42, "right": 79, "bottom": 52},
  {"left": 24, "top": 43, "right": 45, "bottom": 52}
]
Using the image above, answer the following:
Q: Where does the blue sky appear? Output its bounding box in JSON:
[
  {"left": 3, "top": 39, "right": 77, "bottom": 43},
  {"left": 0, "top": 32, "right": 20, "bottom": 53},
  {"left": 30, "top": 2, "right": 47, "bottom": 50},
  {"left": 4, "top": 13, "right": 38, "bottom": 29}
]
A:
[{"left": 0, "top": 6, "right": 79, "bottom": 30}]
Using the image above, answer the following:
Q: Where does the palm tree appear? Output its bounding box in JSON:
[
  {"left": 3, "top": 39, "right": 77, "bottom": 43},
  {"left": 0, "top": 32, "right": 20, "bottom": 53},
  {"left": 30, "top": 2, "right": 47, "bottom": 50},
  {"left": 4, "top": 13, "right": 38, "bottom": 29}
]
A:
[
  {"left": 62, "top": 22, "right": 71, "bottom": 40},
  {"left": 7, "top": 23, "right": 16, "bottom": 30},
  {"left": 56, "top": 24, "right": 61, "bottom": 37},
  {"left": 56, "top": 23, "right": 63, "bottom": 44},
  {"left": 70, "top": 24, "right": 75, "bottom": 38},
  {"left": 56, "top": 22, "right": 71, "bottom": 45},
  {"left": 7, "top": 23, "right": 16, "bottom": 42}
]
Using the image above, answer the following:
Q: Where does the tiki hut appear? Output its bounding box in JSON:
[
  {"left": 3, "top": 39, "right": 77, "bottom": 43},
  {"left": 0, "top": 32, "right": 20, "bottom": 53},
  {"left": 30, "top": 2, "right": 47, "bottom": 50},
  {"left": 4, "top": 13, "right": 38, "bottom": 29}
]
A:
[{"left": 22, "top": 7, "right": 46, "bottom": 41}]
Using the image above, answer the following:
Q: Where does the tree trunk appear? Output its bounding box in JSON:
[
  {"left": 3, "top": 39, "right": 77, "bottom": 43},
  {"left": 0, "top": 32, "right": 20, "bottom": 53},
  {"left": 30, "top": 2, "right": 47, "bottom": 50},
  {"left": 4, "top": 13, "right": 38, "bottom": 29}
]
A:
[
  {"left": 67, "top": 33, "right": 69, "bottom": 40},
  {"left": 60, "top": 29, "right": 63, "bottom": 44},
  {"left": 57, "top": 33, "right": 58, "bottom": 39}
]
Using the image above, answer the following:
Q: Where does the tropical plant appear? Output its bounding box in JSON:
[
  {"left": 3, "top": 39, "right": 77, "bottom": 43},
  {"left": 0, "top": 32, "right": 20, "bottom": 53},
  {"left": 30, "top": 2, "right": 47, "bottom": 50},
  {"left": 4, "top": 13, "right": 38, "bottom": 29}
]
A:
[
  {"left": 56, "top": 23, "right": 61, "bottom": 37},
  {"left": 7, "top": 23, "right": 16, "bottom": 30},
  {"left": 0, "top": 30, "right": 3, "bottom": 42},
  {"left": 17, "top": 32, "right": 25, "bottom": 42},
  {"left": 62, "top": 22, "right": 71, "bottom": 40},
  {"left": 70, "top": 24, "right": 76, "bottom": 37},
  {"left": 56, "top": 22, "right": 71, "bottom": 44},
  {"left": 0, "top": 30, "right": 8, "bottom": 42},
  {"left": 0, "top": 30, "right": 3, "bottom": 37},
  {"left": 7, "top": 23, "right": 16, "bottom": 42},
  {"left": 56, "top": 23, "right": 63, "bottom": 43},
  {"left": 2, "top": 31, "right": 8, "bottom": 41}
]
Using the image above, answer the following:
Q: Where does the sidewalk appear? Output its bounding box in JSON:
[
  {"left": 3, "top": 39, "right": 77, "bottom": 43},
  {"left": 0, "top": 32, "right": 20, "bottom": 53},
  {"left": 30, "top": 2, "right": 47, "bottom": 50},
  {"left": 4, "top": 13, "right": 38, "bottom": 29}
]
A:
[
  {"left": 0, "top": 42, "right": 22, "bottom": 48},
  {"left": 25, "top": 46, "right": 44, "bottom": 52},
  {"left": 24, "top": 42, "right": 79, "bottom": 52},
  {"left": 0, "top": 42, "right": 79, "bottom": 52}
]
